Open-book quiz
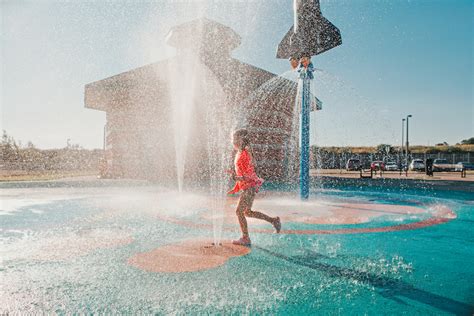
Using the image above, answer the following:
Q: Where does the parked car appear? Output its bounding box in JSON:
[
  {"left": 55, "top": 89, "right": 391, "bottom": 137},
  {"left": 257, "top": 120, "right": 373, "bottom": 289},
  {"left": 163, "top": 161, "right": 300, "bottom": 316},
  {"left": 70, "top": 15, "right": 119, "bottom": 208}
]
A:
[
  {"left": 346, "top": 159, "right": 362, "bottom": 171},
  {"left": 370, "top": 161, "right": 385, "bottom": 171},
  {"left": 455, "top": 162, "right": 474, "bottom": 171},
  {"left": 433, "top": 159, "right": 455, "bottom": 172},
  {"left": 385, "top": 161, "right": 399, "bottom": 171},
  {"left": 409, "top": 159, "right": 425, "bottom": 171}
]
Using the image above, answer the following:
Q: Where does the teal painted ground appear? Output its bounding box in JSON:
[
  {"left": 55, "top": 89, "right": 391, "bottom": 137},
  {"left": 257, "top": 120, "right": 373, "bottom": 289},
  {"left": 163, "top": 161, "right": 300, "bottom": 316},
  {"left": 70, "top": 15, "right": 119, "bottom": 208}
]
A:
[{"left": 1, "top": 181, "right": 473, "bottom": 315}]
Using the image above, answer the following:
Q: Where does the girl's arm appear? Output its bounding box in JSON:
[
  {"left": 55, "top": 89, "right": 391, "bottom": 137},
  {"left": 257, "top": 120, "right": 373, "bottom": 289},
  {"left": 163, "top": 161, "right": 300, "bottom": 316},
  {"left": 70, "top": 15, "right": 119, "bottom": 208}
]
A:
[{"left": 225, "top": 169, "right": 245, "bottom": 181}]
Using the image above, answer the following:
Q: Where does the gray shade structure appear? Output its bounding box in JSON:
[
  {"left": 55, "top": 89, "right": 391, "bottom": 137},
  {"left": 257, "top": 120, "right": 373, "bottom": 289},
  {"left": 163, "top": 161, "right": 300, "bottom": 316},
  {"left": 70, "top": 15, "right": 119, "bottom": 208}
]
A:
[{"left": 276, "top": 0, "right": 342, "bottom": 59}]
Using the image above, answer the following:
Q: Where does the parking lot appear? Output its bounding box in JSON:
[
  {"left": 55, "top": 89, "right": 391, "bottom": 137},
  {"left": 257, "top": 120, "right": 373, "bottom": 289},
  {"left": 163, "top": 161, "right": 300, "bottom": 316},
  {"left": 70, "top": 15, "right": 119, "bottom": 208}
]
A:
[{"left": 311, "top": 169, "right": 474, "bottom": 182}]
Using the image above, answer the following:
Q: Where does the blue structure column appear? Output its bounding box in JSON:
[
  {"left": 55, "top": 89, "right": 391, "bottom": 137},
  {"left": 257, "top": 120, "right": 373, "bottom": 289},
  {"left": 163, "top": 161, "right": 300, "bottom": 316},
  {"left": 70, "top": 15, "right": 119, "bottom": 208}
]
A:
[{"left": 300, "top": 78, "right": 311, "bottom": 199}]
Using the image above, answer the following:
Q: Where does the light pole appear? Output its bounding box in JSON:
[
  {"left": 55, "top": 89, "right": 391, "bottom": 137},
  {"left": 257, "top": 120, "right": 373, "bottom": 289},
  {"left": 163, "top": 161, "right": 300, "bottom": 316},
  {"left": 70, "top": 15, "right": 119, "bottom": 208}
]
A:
[
  {"left": 400, "top": 118, "right": 405, "bottom": 174},
  {"left": 405, "top": 114, "right": 412, "bottom": 168}
]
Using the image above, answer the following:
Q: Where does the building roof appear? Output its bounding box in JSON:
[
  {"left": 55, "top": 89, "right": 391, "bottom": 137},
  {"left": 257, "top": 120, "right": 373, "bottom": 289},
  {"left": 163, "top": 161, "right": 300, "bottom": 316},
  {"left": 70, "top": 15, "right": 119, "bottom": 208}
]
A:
[
  {"left": 165, "top": 18, "right": 241, "bottom": 54},
  {"left": 84, "top": 18, "right": 279, "bottom": 112}
]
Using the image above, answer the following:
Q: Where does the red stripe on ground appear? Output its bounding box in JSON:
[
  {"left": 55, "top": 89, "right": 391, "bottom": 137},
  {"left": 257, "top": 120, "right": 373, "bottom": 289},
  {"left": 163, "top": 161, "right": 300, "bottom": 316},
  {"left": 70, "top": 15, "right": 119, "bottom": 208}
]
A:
[{"left": 158, "top": 210, "right": 454, "bottom": 235}]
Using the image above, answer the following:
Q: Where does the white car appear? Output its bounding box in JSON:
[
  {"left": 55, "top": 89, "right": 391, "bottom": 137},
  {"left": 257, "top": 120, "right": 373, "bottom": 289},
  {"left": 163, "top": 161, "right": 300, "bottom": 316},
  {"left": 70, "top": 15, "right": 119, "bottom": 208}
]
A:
[
  {"left": 433, "top": 159, "right": 455, "bottom": 172},
  {"left": 385, "top": 161, "right": 398, "bottom": 171},
  {"left": 455, "top": 162, "right": 474, "bottom": 171},
  {"left": 409, "top": 159, "right": 425, "bottom": 171}
]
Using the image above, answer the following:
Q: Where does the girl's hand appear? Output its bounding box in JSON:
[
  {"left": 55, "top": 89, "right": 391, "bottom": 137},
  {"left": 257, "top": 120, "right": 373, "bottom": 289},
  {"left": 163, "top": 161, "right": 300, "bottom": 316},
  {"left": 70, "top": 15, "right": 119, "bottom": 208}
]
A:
[{"left": 226, "top": 169, "right": 238, "bottom": 180}]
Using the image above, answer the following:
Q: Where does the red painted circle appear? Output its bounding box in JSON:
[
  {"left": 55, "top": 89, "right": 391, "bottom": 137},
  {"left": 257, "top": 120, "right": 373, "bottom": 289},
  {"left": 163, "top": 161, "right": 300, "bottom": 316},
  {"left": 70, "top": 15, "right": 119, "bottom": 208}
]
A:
[{"left": 158, "top": 206, "right": 456, "bottom": 235}]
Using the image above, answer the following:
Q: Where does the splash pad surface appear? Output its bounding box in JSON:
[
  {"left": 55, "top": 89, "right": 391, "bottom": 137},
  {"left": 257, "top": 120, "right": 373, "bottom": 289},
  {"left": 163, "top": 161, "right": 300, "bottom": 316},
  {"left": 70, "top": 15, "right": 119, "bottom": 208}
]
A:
[{"left": 1, "top": 182, "right": 473, "bottom": 314}]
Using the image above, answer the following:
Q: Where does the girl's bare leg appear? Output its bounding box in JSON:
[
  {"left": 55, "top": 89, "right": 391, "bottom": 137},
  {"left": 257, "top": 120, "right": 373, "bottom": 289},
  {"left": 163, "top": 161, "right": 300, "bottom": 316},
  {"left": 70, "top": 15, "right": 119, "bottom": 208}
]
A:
[
  {"left": 236, "top": 208, "right": 249, "bottom": 238},
  {"left": 236, "top": 210, "right": 249, "bottom": 238},
  {"left": 235, "top": 189, "right": 255, "bottom": 238},
  {"left": 236, "top": 188, "right": 280, "bottom": 237},
  {"left": 246, "top": 208, "right": 281, "bottom": 233},
  {"left": 244, "top": 209, "right": 276, "bottom": 224},
  {"left": 242, "top": 188, "right": 278, "bottom": 222}
]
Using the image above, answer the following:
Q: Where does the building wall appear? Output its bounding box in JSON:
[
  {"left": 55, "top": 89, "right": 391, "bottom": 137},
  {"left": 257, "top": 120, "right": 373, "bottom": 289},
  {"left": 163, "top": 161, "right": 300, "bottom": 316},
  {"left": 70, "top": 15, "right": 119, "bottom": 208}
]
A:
[{"left": 85, "top": 23, "right": 298, "bottom": 183}]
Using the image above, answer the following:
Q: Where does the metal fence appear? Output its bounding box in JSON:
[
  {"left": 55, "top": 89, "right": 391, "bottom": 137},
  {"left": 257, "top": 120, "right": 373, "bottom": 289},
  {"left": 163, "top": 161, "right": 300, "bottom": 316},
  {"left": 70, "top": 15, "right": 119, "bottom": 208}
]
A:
[{"left": 311, "top": 151, "right": 473, "bottom": 169}]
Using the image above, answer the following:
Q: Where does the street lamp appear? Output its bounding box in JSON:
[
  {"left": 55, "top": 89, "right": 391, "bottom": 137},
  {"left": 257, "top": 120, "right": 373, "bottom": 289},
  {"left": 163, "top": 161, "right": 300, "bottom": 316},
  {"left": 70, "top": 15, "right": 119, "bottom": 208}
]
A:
[
  {"left": 400, "top": 118, "right": 405, "bottom": 174},
  {"left": 405, "top": 114, "right": 412, "bottom": 168}
]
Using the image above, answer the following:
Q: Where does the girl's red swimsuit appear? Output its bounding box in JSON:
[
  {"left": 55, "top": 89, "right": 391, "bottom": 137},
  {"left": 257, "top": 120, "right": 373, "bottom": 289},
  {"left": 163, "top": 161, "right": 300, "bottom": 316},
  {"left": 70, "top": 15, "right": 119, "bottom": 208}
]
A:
[{"left": 229, "top": 149, "right": 264, "bottom": 194}]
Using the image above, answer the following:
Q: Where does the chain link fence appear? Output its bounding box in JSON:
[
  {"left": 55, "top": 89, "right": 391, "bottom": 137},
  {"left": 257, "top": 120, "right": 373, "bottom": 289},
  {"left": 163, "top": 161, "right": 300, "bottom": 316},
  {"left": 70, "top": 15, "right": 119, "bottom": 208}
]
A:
[{"left": 311, "top": 151, "right": 473, "bottom": 169}]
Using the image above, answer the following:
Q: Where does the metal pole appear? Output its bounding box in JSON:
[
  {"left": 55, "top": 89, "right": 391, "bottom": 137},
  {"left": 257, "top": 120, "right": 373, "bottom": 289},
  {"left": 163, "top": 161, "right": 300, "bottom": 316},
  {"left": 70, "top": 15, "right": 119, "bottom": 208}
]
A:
[
  {"left": 300, "top": 78, "right": 310, "bottom": 200},
  {"left": 400, "top": 118, "right": 405, "bottom": 174},
  {"left": 406, "top": 115, "right": 412, "bottom": 169}
]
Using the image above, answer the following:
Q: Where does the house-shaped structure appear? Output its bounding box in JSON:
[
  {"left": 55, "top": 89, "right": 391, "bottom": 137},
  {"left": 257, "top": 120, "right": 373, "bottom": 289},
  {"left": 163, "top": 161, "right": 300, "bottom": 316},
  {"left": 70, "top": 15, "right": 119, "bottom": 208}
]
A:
[{"left": 84, "top": 18, "right": 300, "bottom": 183}]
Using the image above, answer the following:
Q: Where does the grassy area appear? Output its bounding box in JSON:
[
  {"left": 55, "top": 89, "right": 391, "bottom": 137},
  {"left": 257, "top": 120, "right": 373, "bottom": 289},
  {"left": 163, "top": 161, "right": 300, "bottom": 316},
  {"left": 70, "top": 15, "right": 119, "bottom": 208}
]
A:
[
  {"left": 409, "top": 144, "right": 474, "bottom": 154},
  {"left": 0, "top": 170, "right": 98, "bottom": 182}
]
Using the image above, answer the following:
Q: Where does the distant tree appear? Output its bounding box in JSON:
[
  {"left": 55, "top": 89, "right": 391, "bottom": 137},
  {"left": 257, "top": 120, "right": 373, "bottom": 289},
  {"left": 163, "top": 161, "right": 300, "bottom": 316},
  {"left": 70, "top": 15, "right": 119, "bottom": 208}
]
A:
[
  {"left": 460, "top": 137, "right": 474, "bottom": 145},
  {"left": 446, "top": 146, "right": 463, "bottom": 153},
  {"left": 2, "top": 130, "right": 14, "bottom": 147},
  {"left": 1, "top": 130, "right": 102, "bottom": 172},
  {"left": 376, "top": 144, "right": 392, "bottom": 154},
  {"left": 65, "top": 139, "right": 83, "bottom": 150},
  {"left": 425, "top": 147, "right": 439, "bottom": 154},
  {"left": 435, "top": 142, "right": 448, "bottom": 146},
  {"left": 1, "top": 130, "right": 20, "bottom": 162}
]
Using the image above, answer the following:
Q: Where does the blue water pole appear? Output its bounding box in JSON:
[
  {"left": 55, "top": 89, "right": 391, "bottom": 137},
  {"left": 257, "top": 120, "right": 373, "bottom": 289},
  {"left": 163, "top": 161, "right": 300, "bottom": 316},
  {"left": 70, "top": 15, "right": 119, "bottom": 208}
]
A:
[{"left": 300, "top": 78, "right": 311, "bottom": 199}]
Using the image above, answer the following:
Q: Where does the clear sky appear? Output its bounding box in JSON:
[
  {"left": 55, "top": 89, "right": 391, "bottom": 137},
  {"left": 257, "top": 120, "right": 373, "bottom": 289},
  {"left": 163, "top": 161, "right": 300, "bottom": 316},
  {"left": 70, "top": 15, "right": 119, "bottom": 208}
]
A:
[{"left": 2, "top": 0, "right": 473, "bottom": 149}]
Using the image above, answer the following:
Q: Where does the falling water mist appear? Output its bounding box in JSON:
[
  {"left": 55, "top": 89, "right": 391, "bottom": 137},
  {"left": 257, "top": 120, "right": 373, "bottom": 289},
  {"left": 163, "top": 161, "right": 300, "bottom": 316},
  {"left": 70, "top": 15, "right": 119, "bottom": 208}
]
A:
[{"left": 164, "top": 32, "right": 233, "bottom": 245}]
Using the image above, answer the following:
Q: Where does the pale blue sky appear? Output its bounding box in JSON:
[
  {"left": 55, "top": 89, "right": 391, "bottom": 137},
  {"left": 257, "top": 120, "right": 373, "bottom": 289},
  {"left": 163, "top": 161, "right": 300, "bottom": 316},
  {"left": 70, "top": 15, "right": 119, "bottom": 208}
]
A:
[{"left": 2, "top": 0, "right": 473, "bottom": 149}]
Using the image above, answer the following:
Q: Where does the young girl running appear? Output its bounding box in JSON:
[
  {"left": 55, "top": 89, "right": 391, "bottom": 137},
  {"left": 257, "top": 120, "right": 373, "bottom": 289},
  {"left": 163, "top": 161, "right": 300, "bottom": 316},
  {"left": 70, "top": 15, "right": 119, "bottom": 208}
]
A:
[{"left": 228, "top": 129, "right": 281, "bottom": 246}]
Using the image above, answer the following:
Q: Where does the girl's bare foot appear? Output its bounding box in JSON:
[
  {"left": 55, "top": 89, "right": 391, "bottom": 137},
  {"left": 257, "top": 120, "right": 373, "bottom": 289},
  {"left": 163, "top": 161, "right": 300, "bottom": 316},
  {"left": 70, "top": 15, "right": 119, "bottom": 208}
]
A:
[{"left": 232, "top": 236, "right": 251, "bottom": 246}]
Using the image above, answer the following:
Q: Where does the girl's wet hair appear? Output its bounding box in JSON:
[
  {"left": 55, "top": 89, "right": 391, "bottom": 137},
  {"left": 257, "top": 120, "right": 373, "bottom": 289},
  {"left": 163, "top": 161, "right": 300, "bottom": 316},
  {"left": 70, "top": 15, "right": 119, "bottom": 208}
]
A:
[{"left": 233, "top": 129, "right": 251, "bottom": 149}]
